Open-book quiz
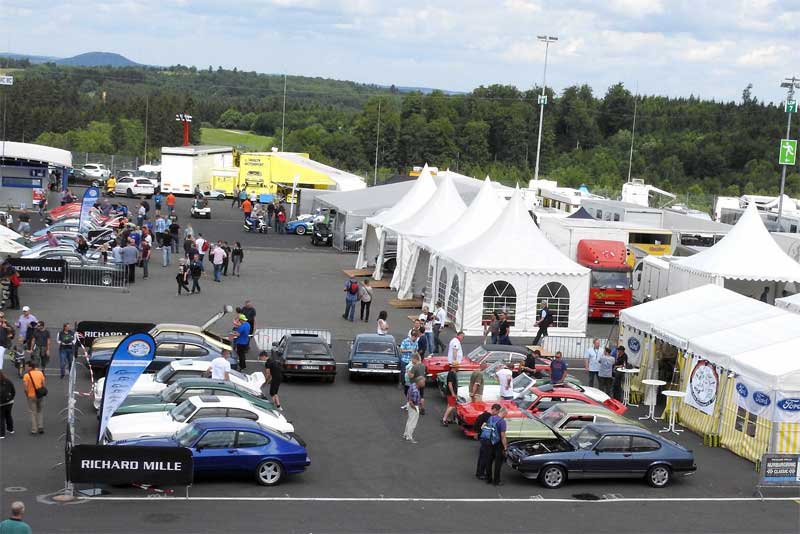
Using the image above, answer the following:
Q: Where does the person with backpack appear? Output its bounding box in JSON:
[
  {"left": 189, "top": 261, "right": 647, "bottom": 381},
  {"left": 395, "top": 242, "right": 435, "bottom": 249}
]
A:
[
  {"left": 475, "top": 404, "right": 501, "bottom": 480},
  {"left": 532, "top": 300, "right": 555, "bottom": 346},
  {"left": 0, "top": 371, "right": 15, "bottom": 439},
  {"left": 195, "top": 234, "right": 208, "bottom": 266},
  {"left": 22, "top": 361, "right": 45, "bottom": 435},
  {"left": 482, "top": 406, "right": 508, "bottom": 486},
  {"left": 342, "top": 278, "right": 359, "bottom": 322}
]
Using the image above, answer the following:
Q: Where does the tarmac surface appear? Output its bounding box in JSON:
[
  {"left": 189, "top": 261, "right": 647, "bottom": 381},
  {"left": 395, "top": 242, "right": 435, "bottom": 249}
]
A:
[{"left": 0, "top": 192, "right": 797, "bottom": 533}]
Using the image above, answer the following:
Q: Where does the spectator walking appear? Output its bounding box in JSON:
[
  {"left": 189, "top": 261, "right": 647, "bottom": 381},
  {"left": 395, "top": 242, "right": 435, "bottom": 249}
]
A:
[
  {"left": 154, "top": 214, "right": 167, "bottom": 248},
  {"left": 166, "top": 192, "right": 176, "bottom": 218},
  {"left": 0, "top": 371, "right": 15, "bottom": 439},
  {"left": 189, "top": 255, "right": 203, "bottom": 294},
  {"left": 261, "top": 350, "right": 283, "bottom": 410},
  {"left": 358, "top": 279, "right": 373, "bottom": 322},
  {"left": 183, "top": 235, "right": 195, "bottom": 260},
  {"left": 57, "top": 323, "right": 75, "bottom": 379},
  {"left": 238, "top": 188, "right": 247, "bottom": 209},
  {"left": 136, "top": 203, "right": 146, "bottom": 227},
  {"left": 195, "top": 234, "right": 207, "bottom": 264},
  {"left": 15, "top": 307, "right": 36, "bottom": 345},
  {"left": 23, "top": 362, "right": 45, "bottom": 434},
  {"left": 231, "top": 242, "right": 244, "bottom": 277},
  {"left": 584, "top": 338, "right": 602, "bottom": 389},
  {"left": 419, "top": 306, "right": 434, "bottom": 352},
  {"left": 497, "top": 311, "right": 511, "bottom": 345},
  {"left": 140, "top": 238, "right": 151, "bottom": 279},
  {"left": 122, "top": 239, "right": 139, "bottom": 283},
  {"left": 447, "top": 331, "right": 465, "bottom": 366},
  {"left": 532, "top": 301, "right": 554, "bottom": 346},
  {"left": 169, "top": 219, "right": 181, "bottom": 254},
  {"left": 441, "top": 361, "right": 460, "bottom": 426},
  {"left": 403, "top": 376, "right": 425, "bottom": 443},
  {"left": 598, "top": 347, "right": 615, "bottom": 396},
  {"left": 550, "top": 351, "right": 568, "bottom": 384},
  {"left": 229, "top": 314, "right": 251, "bottom": 370},
  {"left": 221, "top": 241, "right": 231, "bottom": 276},
  {"left": 153, "top": 191, "right": 163, "bottom": 216},
  {"left": 475, "top": 404, "right": 501, "bottom": 480},
  {"left": 399, "top": 331, "right": 419, "bottom": 406},
  {"left": 0, "top": 501, "right": 30, "bottom": 533},
  {"left": 176, "top": 259, "right": 190, "bottom": 296},
  {"left": 29, "top": 322, "right": 50, "bottom": 370},
  {"left": 433, "top": 301, "right": 446, "bottom": 353},
  {"left": 16, "top": 209, "right": 31, "bottom": 238},
  {"left": 211, "top": 243, "right": 227, "bottom": 282},
  {"left": 342, "top": 278, "right": 358, "bottom": 322},
  {"left": 242, "top": 198, "right": 253, "bottom": 221},
  {"left": 376, "top": 311, "right": 389, "bottom": 335},
  {"left": 161, "top": 231, "right": 173, "bottom": 267},
  {"left": 484, "top": 311, "right": 500, "bottom": 345},
  {"left": 483, "top": 406, "right": 508, "bottom": 486},
  {"left": 416, "top": 326, "right": 429, "bottom": 357},
  {"left": 232, "top": 187, "right": 240, "bottom": 208}
]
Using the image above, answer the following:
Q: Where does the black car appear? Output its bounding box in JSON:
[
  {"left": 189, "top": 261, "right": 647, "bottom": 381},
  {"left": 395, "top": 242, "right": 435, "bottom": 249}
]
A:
[
  {"left": 506, "top": 423, "right": 696, "bottom": 489},
  {"left": 272, "top": 333, "right": 337, "bottom": 382}
]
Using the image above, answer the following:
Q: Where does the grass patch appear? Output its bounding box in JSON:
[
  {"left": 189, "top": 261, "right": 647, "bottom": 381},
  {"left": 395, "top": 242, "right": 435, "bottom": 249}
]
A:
[{"left": 200, "top": 128, "right": 274, "bottom": 151}]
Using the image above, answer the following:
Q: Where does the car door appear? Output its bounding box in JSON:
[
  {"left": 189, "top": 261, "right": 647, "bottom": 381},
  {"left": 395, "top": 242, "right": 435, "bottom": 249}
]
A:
[
  {"left": 586, "top": 435, "right": 633, "bottom": 476},
  {"left": 192, "top": 430, "right": 238, "bottom": 471},
  {"left": 181, "top": 343, "right": 211, "bottom": 361},
  {"left": 153, "top": 342, "right": 185, "bottom": 367},
  {"left": 628, "top": 436, "right": 663, "bottom": 474},
  {"left": 235, "top": 431, "right": 271, "bottom": 471}
]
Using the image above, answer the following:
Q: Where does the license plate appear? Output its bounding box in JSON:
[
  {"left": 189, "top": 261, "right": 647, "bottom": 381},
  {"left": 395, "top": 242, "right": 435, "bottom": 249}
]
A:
[
  {"left": 367, "top": 364, "right": 384, "bottom": 369},
  {"left": 602, "top": 312, "right": 615, "bottom": 318},
  {"left": 303, "top": 365, "right": 319, "bottom": 370}
]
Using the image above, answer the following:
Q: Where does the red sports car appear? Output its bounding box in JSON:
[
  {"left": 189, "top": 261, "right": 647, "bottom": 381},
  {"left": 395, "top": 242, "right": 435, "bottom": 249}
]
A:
[
  {"left": 423, "top": 344, "right": 550, "bottom": 379},
  {"left": 47, "top": 202, "right": 81, "bottom": 221},
  {"left": 456, "top": 382, "right": 627, "bottom": 437}
]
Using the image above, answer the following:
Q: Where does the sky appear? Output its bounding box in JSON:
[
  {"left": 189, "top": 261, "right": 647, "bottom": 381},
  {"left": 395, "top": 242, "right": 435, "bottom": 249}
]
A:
[{"left": 2, "top": 0, "right": 800, "bottom": 103}]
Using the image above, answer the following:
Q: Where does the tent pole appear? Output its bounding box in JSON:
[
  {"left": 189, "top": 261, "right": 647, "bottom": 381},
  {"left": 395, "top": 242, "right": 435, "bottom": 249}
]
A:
[{"left": 460, "top": 271, "right": 467, "bottom": 333}]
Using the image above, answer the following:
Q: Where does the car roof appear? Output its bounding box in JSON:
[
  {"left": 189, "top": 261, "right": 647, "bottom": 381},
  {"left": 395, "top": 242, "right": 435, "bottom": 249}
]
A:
[
  {"left": 481, "top": 344, "right": 531, "bottom": 355},
  {"left": 287, "top": 333, "right": 326, "bottom": 342},
  {"left": 356, "top": 333, "right": 396, "bottom": 343},
  {"left": 585, "top": 423, "right": 654, "bottom": 436},
  {"left": 169, "top": 359, "right": 212, "bottom": 370},
  {"left": 155, "top": 323, "right": 205, "bottom": 333},
  {"left": 549, "top": 403, "right": 618, "bottom": 417},
  {"left": 173, "top": 377, "right": 243, "bottom": 389},
  {"left": 191, "top": 417, "right": 263, "bottom": 431},
  {"left": 186, "top": 395, "right": 255, "bottom": 409}
]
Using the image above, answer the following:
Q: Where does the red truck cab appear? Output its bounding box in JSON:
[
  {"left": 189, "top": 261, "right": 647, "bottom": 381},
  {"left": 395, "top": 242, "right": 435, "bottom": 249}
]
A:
[{"left": 576, "top": 239, "right": 632, "bottom": 318}]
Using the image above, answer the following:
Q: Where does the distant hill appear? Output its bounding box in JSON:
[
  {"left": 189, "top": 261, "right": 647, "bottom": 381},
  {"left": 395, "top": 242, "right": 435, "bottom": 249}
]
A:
[{"left": 0, "top": 51, "right": 138, "bottom": 67}]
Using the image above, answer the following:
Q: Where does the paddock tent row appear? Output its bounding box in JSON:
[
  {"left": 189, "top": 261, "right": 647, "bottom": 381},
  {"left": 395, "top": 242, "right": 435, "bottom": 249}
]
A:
[
  {"left": 434, "top": 188, "right": 590, "bottom": 337},
  {"left": 620, "top": 284, "right": 800, "bottom": 463}
]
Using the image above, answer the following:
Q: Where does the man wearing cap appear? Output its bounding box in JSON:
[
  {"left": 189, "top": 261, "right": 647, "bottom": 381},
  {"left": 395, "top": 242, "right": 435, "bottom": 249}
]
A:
[
  {"left": 228, "top": 315, "right": 251, "bottom": 371},
  {"left": 441, "top": 360, "right": 460, "bottom": 426},
  {"left": 15, "top": 308, "right": 37, "bottom": 344},
  {"left": 532, "top": 301, "right": 554, "bottom": 346}
]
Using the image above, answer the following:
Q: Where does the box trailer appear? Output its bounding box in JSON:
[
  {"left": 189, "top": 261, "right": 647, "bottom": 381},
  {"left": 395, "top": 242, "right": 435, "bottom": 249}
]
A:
[
  {"left": 160, "top": 146, "right": 233, "bottom": 195},
  {"left": 632, "top": 255, "right": 682, "bottom": 303}
]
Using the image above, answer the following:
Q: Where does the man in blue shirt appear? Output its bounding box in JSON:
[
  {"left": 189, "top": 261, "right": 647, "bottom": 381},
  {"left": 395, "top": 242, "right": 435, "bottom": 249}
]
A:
[
  {"left": 550, "top": 351, "right": 568, "bottom": 383},
  {"left": 228, "top": 314, "right": 251, "bottom": 370},
  {"left": 485, "top": 406, "right": 508, "bottom": 486},
  {"left": 342, "top": 278, "right": 358, "bottom": 322},
  {"left": 0, "top": 501, "right": 32, "bottom": 533}
]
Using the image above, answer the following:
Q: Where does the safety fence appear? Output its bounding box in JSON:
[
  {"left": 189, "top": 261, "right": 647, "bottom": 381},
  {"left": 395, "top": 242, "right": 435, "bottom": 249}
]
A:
[
  {"left": 71, "top": 152, "right": 145, "bottom": 176},
  {"left": 7, "top": 258, "right": 129, "bottom": 292},
  {"left": 253, "top": 327, "right": 332, "bottom": 351},
  {"left": 539, "top": 335, "right": 611, "bottom": 360}
]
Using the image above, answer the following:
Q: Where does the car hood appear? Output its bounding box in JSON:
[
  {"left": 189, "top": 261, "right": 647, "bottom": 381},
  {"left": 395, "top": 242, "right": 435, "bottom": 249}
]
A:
[
  {"left": 119, "top": 394, "right": 166, "bottom": 407},
  {"left": 232, "top": 371, "right": 266, "bottom": 394},
  {"left": 111, "top": 436, "right": 180, "bottom": 448},
  {"left": 93, "top": 374, "right": 160, "bottom": 409},
  {"left": 106, "top": 412, "right": 177, "bottom": 440}
]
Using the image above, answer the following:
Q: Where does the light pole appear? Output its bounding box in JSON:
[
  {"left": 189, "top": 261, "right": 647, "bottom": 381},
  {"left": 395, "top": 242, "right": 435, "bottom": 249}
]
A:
[
  {"left": 778, "top": 76, "right": 800, "bottom": 227},
  {"left": 533, "top": 35, "right": 557, "bottom": 183}
]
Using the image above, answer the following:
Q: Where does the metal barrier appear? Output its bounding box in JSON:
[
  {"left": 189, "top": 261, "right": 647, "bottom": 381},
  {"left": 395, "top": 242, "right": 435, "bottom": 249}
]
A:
[
  {"left": 540, "top": 336, "right": 610, "bottom": 359},
  {"left": 65, "top": 263, "right": 128, "bottom": 290},
  {"left": 253, "top": 327, "right": 332, "bottom": 351}
]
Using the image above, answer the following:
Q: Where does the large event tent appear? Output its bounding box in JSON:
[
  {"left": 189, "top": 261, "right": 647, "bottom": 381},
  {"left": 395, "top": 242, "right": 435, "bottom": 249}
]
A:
[
  {"left": 620, "top": 284, "right": 800, "bottom": 463},
  {"left": 434, "top": 188, "right": 589, "bottom": 337},
  {"left": 668, "top": 202, "right": 800, "bottom": 300}
]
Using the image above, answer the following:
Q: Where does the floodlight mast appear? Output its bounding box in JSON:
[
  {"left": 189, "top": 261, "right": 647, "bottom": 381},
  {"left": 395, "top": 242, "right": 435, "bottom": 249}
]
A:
[{"left": 533, "top": 35, "right": 558, "bottom": 184}]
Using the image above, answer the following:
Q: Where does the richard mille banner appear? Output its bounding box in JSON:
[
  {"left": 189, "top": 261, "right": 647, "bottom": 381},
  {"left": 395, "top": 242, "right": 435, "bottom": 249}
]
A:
[
  {"left": 683, "top": 356, "right": 719, "bottom": 416},
  {"left": 98, "top": 332, "right": 156, "bottom": 442},
  {"left": 734, "top": 376, "right": 775, "bottom": 419},
  {"left": 624, "top": 328, "right": 645, "bottom": 367},
  {"left": 69, "top": 445, "right": 193, "bottom": 485}
]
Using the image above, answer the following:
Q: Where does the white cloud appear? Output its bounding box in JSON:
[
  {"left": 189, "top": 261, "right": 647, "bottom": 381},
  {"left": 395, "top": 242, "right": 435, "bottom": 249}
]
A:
[
  {"left": 682, "top": 40, "right": 731, "bottom": 62},
  {"left": 503, "top": 0, "right": 541, "bottom": 13},
  {"left": 606, "top": 0, "right": 664, "bottom": 18},
  {"left": 737, "top": 44, "right": 791, "bottom": 66}
]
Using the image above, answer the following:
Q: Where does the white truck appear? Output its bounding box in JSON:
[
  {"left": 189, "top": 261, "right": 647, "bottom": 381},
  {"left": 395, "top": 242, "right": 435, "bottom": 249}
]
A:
[
  {"left": 538, "top": 217, "right": 630, "bottom": 260},
  {"left": 631, "top": 255, "right": 682, "bottom": 303},
  {"left": 160, "top": 146, "right": 233, "bottom": 195}
]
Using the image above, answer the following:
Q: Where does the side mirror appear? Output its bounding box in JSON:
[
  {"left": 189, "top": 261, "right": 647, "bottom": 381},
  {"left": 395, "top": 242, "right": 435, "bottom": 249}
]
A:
[{"left": 271, "top": 342, "right": 278, "bottom": 348}]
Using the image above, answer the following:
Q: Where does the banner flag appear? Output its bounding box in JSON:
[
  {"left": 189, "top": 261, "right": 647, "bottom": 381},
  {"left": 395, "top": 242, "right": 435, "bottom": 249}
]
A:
[
  {"left": 684, "top": 356, "right": 719, "bottom": 416},
  {"left": 734, "top": 376, "right": 775, "bottom": 419},
  {"left": 624, "top": 328, "right": 645, "bottom": 367},
  {"left": 97, "top": 332, "right": 156, "bottom": 442},
  {"left": 79, "top": 186, "right": 100, "bottom": 233},
  {"left": 775, "top": 393, "right": 800, "bottom": 423}
]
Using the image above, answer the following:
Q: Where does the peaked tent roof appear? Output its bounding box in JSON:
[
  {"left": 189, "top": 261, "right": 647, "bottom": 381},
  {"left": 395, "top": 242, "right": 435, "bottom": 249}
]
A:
[
  {"left": 672, "top": 202, "right": 800, "bottom": 282},
  {"left": 365, "top": 164, "right": 436, "bottom": 228},
  {"left": 567, "top": 206, "right": 595, "bottom": 219},
  {"left": 775, "top": 292, "right": 800, "bottom": 314},
  {"left": 439, "top": 188, "right": 589, "bottom": 275},
  {"left": 417, "top": 176, "right": 506, "bottom": 253},
  {"left": 385, "top": 173, "right": 467, "bottom": 237}
]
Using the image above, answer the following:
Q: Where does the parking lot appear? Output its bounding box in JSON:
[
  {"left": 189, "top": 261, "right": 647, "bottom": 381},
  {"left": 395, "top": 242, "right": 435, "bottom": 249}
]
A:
[{"left": 1, "top": 195, "right": 798, "bottom": 533}]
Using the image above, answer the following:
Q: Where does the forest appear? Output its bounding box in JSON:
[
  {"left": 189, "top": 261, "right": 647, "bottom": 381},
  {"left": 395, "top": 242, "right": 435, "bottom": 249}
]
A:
[{"left": 1, "top": 63, "right": 797, "bottom": 207}]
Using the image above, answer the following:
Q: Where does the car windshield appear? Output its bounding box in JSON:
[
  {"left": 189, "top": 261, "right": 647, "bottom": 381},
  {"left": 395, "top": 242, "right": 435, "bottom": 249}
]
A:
[
  {"left": 175, "top": 424, "right": 203, "bottom": 447},
  {"left": 154, "top": 365, "right": 173, "bottom": 384},
  {"left": 357, "top": 341, "right": 395, "bottom": 354},
  {"left": 170, "top": 399, "right": 197, "bottom": 422},
  {"left": 590, "top": 270, "right": 631, "bottom": 289},
  {"left": 160, "top": 382, "right": 183, "bottom": 402},
  {"left": 466, "top": 346, "right": 488, "bottom": 362},
  {"left": 288, "top": 342, "right": 329, "bottom": 356},
  {"left": 570, "top": 427, "right": 602, "bottom": 450},
  {"left": 511, "top": 373, "right": 536, "bottom": 395},
  {"left": 538, "top": 405, "right": 567, "bottom": 427},
  {"left": 229, "top": 369, "right": 247, "bottom": 381}
]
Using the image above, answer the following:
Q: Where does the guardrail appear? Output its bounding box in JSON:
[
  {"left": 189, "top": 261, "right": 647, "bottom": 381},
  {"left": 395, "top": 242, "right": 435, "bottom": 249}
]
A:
[{"left": 253, "top": 327, "right": 333, "bottom": 350}]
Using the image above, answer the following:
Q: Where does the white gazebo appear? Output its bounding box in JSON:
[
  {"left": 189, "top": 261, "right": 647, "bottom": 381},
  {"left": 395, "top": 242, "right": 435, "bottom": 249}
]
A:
[
  {"left": 668, "top": 202, "right": 800, "bottom": 301},
  {"left": 434, "top": 188, "right": 590, "bottom": 337}
]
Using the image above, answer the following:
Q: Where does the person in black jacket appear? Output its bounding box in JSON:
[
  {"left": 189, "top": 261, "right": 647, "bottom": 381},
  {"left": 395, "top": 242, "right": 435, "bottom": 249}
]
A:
[
  {"left": 231, "top": 242, "right": 244, "bottom": 277},
  {"left": 0, "top": 371, "right": 15, "bottom": 438},
  {"left": 474, "top": 404, "right": 499, "bottom": 480},
  {"left": 532, "top": 301, "right": 554, "bottom": 346}
]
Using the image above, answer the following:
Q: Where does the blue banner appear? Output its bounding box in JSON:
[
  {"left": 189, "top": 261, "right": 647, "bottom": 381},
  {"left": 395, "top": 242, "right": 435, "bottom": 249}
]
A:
[
  {"left": 79, "top": 186, "right": 100, "bottom": 233},
  {"left": 98, "top": 332, "right": 156, "bottom": 442}
]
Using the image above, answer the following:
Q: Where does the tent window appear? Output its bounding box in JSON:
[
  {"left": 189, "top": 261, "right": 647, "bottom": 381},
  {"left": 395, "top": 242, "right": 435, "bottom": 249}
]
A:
[
  {"left": 447, "top": 275, "right": 460, "bottom": 322},
  {"left": 734, "top": 407, "right": 758, "bottom": 438},
  {"left": 482, "top": 281, "right": 517, "bottom": 325},
  {"left": 537, "top": 282, "right": 570, "bottom": 328},
  {"left": 437, "top": 267, "right": 448, "bottom": 308}
]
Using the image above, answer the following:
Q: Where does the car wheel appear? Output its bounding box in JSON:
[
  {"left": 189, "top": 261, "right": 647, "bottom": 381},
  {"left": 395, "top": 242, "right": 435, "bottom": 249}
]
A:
[
  {"left": 101, "top": 272, "right": 113, "bottom": 286},
  {"left": 646, "top": 465, "right": 671, "bottom": 488},
  {"left": 255, "top": 460, "right": 284, "bottom": 486},
  {"left": 539, "top": 465, "right": 566, "bottom": 489},
  {"left": 296, "top": 225, "right": 306, "bottom": 235}
]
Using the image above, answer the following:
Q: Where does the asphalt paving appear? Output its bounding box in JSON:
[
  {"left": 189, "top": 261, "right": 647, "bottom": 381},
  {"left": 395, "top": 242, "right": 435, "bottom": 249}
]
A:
[{"left": 0, "top": 191, "right": 797, "bottom": 533}]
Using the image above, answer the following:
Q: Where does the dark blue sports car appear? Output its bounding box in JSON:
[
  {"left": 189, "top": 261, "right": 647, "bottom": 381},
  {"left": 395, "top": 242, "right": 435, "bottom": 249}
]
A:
[
  {"left": 347, "top": 333, "right": 400, "bottom": 380},
  {"left": 506, "top": 423, "right": 696, "bottom": 489},
  {"left": 111, "top": 418, "right": 310, "bottom": 486}
]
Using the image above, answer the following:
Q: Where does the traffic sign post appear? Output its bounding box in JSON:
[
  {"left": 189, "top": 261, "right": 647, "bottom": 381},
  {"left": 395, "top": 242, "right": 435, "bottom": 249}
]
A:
[
  {"left": 537, "top": 95, "right": 548, "bottom": 105},
  {"left": 787, "top": 100, "right": 798, "bottom": 113},
  {"left": 780, "top": 139, "right": 797, "bottom": 166}
]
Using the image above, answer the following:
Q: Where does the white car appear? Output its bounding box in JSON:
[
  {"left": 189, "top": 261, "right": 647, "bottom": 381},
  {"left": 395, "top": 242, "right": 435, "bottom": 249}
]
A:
[
  {"left": 190, "top": 199, "right": 211, "bottom": 219},
  {"left": 201, "top": 189, "right": 227, "bottom": 200},
  {"left": 457, "top": 370, "right": 611, "bottom": 404},
  {"left": 92, "top": 359, "right": 265, "bottom": 410},
  {"left": 83, "top": 163, "right": 111, "bottom": 180},
  {"left": 104, "top": 395, "right": 294, "bottom": 442},
  {"left": 114, "top": 176, "right": 155, "bottom": 197}
]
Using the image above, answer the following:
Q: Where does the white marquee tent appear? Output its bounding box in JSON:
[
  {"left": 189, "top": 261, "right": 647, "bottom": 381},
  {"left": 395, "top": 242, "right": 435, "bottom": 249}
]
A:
[
  {"left": 775, "top": 292, "right": 800, "bottom": 314},
  {"left": 434, "top": 188, "right": 590, "bottom": 337},
  {"left": 668, "top": 202, "right": 800, "bottom": 300}
]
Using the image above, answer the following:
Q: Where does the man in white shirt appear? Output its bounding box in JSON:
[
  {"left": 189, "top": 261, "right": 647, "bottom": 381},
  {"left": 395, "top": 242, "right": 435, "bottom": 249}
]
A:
[
  {"left": 584, "top": 338, "right": 602, "bottom": 389},
  {"left": 195, "top": 234, "right": 207, "bottom": 263},
  {"left": 497, "top": 364, "right": 514, "bottom": 400},
  {"left": 433, "top": 301, "right": 447, "bottom": 353},
  {"left": 207, "top": 351, "right": 232, "bottom": 380},
  {"left": 447, "top": 331, "right": 465, "bottom": 365}
]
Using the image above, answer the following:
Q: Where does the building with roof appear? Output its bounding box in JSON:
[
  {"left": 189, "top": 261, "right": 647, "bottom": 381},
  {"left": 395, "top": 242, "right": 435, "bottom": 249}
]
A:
[{"left": 0, "top": 141, "right": 72, "bottom": 207}]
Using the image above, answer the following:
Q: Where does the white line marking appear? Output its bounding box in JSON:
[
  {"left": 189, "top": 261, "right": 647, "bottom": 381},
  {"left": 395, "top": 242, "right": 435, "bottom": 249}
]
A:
[{"left": 79, "top": 496, "right": 800, "bottom": 503}]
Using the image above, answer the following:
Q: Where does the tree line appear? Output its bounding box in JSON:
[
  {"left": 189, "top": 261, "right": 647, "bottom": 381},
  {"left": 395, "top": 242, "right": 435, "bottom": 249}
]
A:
[{"left": 1, "top": 63, "right": 796, "bottom": 205}]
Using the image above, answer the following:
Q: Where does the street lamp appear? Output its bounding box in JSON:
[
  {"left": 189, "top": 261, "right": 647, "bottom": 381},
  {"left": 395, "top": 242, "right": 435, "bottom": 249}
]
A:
[
  {"left": 533, "top": 35, "right": 558, "bottom": 184},
  {"left": 778, "top": 76, "right": 800, "bottom": 227}
]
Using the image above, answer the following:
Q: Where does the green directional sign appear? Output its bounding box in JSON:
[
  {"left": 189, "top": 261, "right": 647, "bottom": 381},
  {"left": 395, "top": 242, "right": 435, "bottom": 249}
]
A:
[
  {"left": 538, "top": 95, "right": 548, "bottom": 105},
  {"left": 780, "top": 139, "right": 797, "bottom": 165},
  {"left": 787, "top": 100, "right": 798, "bottom": 113}
]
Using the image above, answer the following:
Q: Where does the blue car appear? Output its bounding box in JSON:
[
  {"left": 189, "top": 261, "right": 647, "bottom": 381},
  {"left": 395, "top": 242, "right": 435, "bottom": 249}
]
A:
[
  {"left": 506, "top": 423, "right": 696, "bottom": 489},
  {"left": 112, "top": 418, "right": 310, "bottom": 486},
  {"left": 285, "top": 219, "right": 314, "bottom": 235},
  {"left": 347, "top": 333, "right": 401, "bottom": 381}
]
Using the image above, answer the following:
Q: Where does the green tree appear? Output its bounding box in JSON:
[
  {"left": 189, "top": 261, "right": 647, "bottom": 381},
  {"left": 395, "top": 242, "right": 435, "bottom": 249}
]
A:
[
  {"left": 459, "top": 120, "right": 491, "bottom": 165},
  {"left": 599, "top": 83, "right": 634, "bottom": 138}
]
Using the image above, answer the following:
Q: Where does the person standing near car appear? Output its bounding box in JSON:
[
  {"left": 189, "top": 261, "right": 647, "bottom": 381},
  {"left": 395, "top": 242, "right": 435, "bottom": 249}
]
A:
[
  {"left": 376, "top": 311, "right": 389, "bottom": 335},
  {"left": 419, "top": 306, "right": 434, "bottom": 352},
  {"left": 358, "top": 280, "right": 373, "bottom": 322},
  {"left": 261, "top": 350, "right": 283, "bottom": 411},
  {"left": 469, "top": 368, "right": 485, "bottom": 402},
  {"left": 441, "top": 361, "right": 459, "bottom": 426},
  {"left": 497, "top": 363, "right": 513, "bottom": 400},
  {"left": 484, "top": 406, "right": 508, "bottom": 486},
  {"left": 598, "top": 347, "right": 615, "bottom": 396},
  {"left": 520, "top": 349, "right": 543, "bottom": 379},
  {"left": 447, "top": 331, "right": 465, "bottom": 366},
  {"left": 584, "top": 338, "right": 602, "bottom": 389},
  {"left": 403, "top": 376, "right": 425, "bottom": 443},
  {"left": 207, "top": 351, "right": 231, "bottom": 380},
  {"left": 56, "top": 323, "right": 74, "bottom": 379},
  {"left": 229, "top": 314, "right": 251, "bottom": 371},
  {"left": 231, "top": 242, "right": 244, "bottom": 277},
  {"left": 342, "top": 278, "right": 358, "bottom": 322},
  {"left": 23, "top": 362, "right": 45, "bottom": 435},
  {"left": 549, "top": 351, "right": 568, "bottom": 384},
  {"left": 433, "top": 301, "right": 446, "bottom": 353},
  {"left": 475, "top": 404, "right": 500, "bottom": 480},
  {"left": 189, "top": 254, "right": 203, "bottom": 294},
  {"left": 241, "top": 300, "right": 257, "bottom": 333},
  {"left": 0, "top": 371, "right": 15, "bottom": 439},
  {"left": 497, "top": 311, "right": 511, "bottom": 345}
]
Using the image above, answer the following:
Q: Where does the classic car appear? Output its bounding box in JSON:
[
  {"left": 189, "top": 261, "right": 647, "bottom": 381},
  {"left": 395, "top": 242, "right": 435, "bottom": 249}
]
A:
[
  {"left": 93, "top": 359, "right": 262, "bottom": 410},
  {"left": 456, "top": 368, "right": 588, "bottom": 404},
  {"left": 285, "top": 218, "right": 314, "bottom": 235},
  {"left": 506, "top": 423, "right": 696, "bottom": 489},
  {"left": 439, "top": 360, "right": 581, "bottom": 398},
  {"left": 111, "top": 417, "right": 310, "bottom": 486},
  {"left": 423, "top": 344, "right": 550, "bottom": 379},
  {"left": 348, "top": 333, "right": 401, "bottom": 380},
  {"left": 271, "top": 333, "right": 336, "bottom": 382},
  {"left": 104, "top": 395, "right": 293, "bottom": 442},
  {"left": 88, "top": 309, "right": 234, "bottom": 377},
  {"left": 112, "top": 377, "right": 274, "bottom": 417}
]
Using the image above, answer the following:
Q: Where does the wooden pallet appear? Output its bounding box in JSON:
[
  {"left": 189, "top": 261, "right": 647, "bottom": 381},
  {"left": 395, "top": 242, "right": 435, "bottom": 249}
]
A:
[
  {"left": 342, "top": 268, "right": 373, "bottom": 278},
  {"left": 389, "top": 297, "right": 423, "bottom": 309},
  {"left": 369, "top": 279, "right": 390, "bottom": 288}
]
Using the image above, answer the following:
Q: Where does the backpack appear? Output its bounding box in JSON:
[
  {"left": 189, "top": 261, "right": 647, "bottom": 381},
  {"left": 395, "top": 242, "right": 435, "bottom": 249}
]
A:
[
  {"left": 348, "top": 280, "right": 359, "bottom": 295},
  {"left": 479, "top": 416, "right": 501, "bottom": 445},
  {"left": 202, "top": 241, "right": 210, "bottom": 252},
  {"left": 9, "top": 273, "right": 20, "bottom": 287}
]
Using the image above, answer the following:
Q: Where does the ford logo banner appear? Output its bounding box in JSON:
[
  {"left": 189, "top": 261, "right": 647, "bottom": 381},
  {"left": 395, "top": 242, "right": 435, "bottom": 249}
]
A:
[
  {"left": 752, "top": 391, "right": 771, "bottom": 407},
  {"left": 777, "top": 398, "right": 800, "bottom": 412},
  {"left": 736, "top": 383, "right": 748, "bottom": 398},
  {"left": 627, "top": 337, "right": 641, "bottom": 353}
]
